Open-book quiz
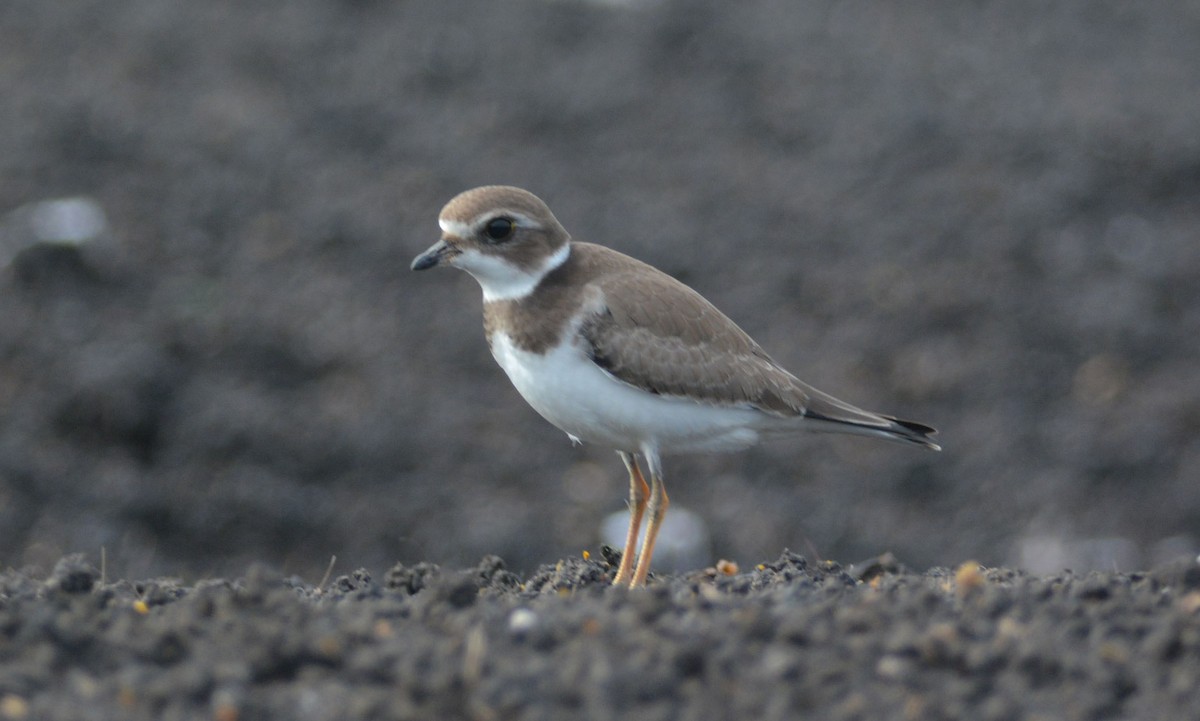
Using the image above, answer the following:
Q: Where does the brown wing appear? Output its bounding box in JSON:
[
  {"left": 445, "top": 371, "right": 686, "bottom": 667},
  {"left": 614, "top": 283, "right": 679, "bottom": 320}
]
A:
[
  {"left": 570, "top": 243, "right": 940, "bottom": 449},
  {"left": 577, "top": 258, "right": 810, "bottom": 416}
]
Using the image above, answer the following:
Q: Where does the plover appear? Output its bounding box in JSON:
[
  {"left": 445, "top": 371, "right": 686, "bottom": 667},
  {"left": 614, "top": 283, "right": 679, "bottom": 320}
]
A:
[{"left": 412, "top": 186, "right": 940, "bottom": 587}]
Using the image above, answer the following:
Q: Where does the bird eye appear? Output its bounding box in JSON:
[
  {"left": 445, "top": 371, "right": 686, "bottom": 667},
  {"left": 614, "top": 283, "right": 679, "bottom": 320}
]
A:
[{"left": 483, "top": 217, "right": 515, "bottom": 243}]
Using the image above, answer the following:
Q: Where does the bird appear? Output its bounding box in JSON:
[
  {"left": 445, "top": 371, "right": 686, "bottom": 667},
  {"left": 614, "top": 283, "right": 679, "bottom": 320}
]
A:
[{"left": 411, "top": 186, "right": 940, "bottom": 587}]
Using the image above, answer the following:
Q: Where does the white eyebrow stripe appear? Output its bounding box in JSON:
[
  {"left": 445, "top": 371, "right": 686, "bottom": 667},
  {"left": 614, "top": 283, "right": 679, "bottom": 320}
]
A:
[
  {"left": 469, "top": 210, "right": 539, "bottom": 229},
  {"left": 438, "top": 218, "right": 472, "bottom": 237}
]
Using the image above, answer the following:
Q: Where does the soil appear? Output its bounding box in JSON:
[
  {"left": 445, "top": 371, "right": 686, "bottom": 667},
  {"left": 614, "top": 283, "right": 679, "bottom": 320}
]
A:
[{"left": 2, "top": 552, "right": 1199, "bottom": 720}]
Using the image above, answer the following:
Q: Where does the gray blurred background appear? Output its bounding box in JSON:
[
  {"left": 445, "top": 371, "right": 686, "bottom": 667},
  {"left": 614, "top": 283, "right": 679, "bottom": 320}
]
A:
[{"left": 2, "top": 0, "right": 1198, "bottom": 580}]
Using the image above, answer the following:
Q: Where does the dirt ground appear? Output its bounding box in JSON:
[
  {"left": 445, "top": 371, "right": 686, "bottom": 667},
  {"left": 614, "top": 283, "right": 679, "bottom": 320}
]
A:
[
  {"left": 1, "top": 552, "right": 1199, "bottom": 720},
  {"left": 2, "top": 0, "right": 1200, "bottom": 717}
]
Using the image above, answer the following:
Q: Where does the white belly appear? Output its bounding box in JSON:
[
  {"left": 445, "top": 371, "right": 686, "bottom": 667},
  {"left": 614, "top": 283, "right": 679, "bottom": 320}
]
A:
[{"left": 489, "top": 332, "right": 764, "bottom": 454}]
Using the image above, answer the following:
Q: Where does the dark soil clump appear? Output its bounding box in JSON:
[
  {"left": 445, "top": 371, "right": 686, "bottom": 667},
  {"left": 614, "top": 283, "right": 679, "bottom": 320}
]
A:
[{"left": 2, "top": 552, "right": 1198, "bottom": 720}]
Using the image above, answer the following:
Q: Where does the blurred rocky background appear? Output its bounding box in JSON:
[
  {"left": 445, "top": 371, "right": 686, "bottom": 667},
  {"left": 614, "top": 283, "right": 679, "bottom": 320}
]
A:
[{"left": 1, "top": 0, "right": 1197, "bottom": 581}]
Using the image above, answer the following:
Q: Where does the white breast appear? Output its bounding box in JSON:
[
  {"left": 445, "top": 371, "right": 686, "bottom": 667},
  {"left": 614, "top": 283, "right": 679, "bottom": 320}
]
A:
[{"left": 488, "top": 331, "right": 765, "bottom": 455}]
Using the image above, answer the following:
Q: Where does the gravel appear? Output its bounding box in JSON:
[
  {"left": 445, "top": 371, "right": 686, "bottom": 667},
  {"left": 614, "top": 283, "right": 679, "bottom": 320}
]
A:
[{"left": 2, "top": 552, "right": 1199, "bottom": 720}]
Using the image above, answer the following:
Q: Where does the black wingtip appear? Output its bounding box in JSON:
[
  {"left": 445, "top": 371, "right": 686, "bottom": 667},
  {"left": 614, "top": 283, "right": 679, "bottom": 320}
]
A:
[
  {"left": 801, "top": 406, "right": 942, "bottom": 451},
  {"left": 886, "top": 417, "right": 942, "bottom": 451}
]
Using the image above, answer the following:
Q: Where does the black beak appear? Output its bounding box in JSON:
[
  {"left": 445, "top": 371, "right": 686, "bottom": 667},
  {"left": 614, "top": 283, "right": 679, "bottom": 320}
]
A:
[{"left": 411, "top": 239, "right": 455, "bottom": 271}]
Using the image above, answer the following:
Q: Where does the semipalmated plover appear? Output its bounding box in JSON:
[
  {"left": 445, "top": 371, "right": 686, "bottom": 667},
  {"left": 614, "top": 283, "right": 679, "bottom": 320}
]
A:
[{"left": 412, "top": 186, "right": 939, "bottom": 587}]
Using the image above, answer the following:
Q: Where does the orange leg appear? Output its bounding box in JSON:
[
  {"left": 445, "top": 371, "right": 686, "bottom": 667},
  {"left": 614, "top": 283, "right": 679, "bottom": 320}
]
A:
[
  {"left": 629, "top": 450, "right": 668, "bottom": 588},
  {"left": 612, "top": 452, "right": 649, "bottom": 586}
]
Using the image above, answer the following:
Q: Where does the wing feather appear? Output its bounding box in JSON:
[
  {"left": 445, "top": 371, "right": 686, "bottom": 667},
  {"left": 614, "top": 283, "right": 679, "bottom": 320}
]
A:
[
  {"left": 566, "top": 243, "right": 939, "bottom": 449},
  {"left": 577, "top": 261, "right": 808, "bottom": 416}
]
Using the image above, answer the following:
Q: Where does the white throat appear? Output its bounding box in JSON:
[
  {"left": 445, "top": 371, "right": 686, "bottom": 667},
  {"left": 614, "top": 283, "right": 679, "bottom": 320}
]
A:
[{"left": 461, "top": 242, "right": 571, "bottom": 302}]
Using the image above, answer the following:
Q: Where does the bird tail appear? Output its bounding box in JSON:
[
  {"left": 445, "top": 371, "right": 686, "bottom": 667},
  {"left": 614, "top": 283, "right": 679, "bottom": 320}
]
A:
[
  {"left": 800, "top": 408, "right": 941, "bottom": 451},
  {"left": 794, "top": 384, "right": 942, "bottom": 451},
  {"left": 876, "top": 415, "right": 941, "bottom": 450}
]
